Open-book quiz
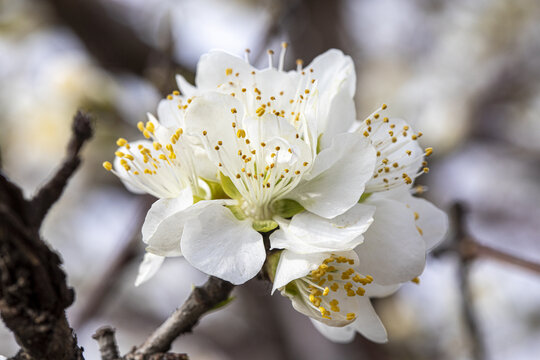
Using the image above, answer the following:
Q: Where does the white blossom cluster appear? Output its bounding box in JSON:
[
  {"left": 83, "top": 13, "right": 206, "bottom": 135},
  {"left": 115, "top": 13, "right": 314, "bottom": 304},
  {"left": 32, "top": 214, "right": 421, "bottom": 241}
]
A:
[{"left": 104, "top": 44, "right": 448, "bottom": 343}]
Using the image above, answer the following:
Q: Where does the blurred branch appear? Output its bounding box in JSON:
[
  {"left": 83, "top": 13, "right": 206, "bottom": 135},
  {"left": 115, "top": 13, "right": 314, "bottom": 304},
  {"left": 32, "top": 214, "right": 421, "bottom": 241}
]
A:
[
  {"left": 451, "top": 203, "right": 485, "bottom": 360},
  {"left": 433, "top": 203, "right": 540, "bottom": 275},
  {"left": 41, "top": 0, "right": 195, "bottom": 94},
  {"left": 0, "top": 111, "right": 93, "bottom": 360},
  {"left": 72, "top": 196, "right": 153, "bottom": 329},
  {"left": 42, "top": 0, "right": 163, "bottom": 75}
]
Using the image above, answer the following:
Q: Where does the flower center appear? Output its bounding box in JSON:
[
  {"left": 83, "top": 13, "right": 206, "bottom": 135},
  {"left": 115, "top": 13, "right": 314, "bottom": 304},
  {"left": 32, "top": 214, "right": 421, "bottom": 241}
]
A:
[{"left": 296, "top": 254, "right": 373, "bottom": 323}]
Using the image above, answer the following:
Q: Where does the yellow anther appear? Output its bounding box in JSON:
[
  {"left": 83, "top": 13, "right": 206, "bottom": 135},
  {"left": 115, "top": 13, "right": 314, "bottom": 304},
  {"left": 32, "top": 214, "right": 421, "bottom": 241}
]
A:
[
  {"left": 115, "top": 151, "right": 125, "bottom": 157},
  {"left": 412, "top": 277, "right": 420, "bottom": 284},
  {"left": 416, "top": 226, "right": 423, "bottom": 235},
  {"left": 202, "top": 130, "right": 207, "bottom": 136},
  {"left": 159, "top": 154, "right": 167, "bottom": 160},
  {"left": 153, "top": 142, "right": 162, "bottom": 150},
  {"left": 102, "top": 161, "right": 112, "bottom": 171},
  {"left": 425, "top": 147, "right": 433, "bottom": 156},
  {"left": 137, "top": 122, "right": 145, "bottom": 132},
  {"left": 346, "top": 290, "right": 355, "bottom": 297},
  {"left": 330, "top": 283, "right": 339, "bottom": 292},
  {"left": 323, "top": 287, "right": 330, "bottom": 296},
  {"left": 143, "top": 130, "right": 151, "bottom": 139},
  {"left": 172, "top": 90, "right": 180, "bottom": 96},
  {"left": 116, "top": 138, "right": 128, "bottom": 147},
  {"left": 346, "top": 313, "right": 356, "bottom": 321},
  {"left": 125, "top": 154, "right": 134, "bottom": 161},
  {"left": 256, "top": 106, "right": 265, "bottom": 117},
  {"left": 166, "top": 95, "right": 173, "bottom": 100},
  {"left": 382, "top": 104, "right": 388, "bottom": 110},
  {"left": 225, "top": 68, "right": 233, "bottom": 76},
  {"left": 236, "top": 129, "right": 246, "bottom": 138},
  {"left": 356, "top": 287, "right": 366, "bottom": 296},
  {"left": 414, "top": 212, "right": 420, "bottom": 220},
  {"left": 231, "top": 108, "right": 237, "bottom": 114},
  {"left": 363, "top": 131, "right": 369, "bottom": 137}
]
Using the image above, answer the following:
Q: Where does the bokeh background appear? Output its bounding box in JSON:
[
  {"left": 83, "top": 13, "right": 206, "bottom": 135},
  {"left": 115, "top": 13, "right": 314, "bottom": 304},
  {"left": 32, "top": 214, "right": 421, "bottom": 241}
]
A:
[{"left": 1, "top": 0, "right": 540, "bottom": 359}]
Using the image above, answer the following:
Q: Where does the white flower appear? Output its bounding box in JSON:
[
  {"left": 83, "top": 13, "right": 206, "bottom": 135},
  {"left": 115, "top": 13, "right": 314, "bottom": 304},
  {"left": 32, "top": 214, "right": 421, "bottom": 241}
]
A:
[
  {"left": 105, "top": 44, "right": 377, "bottom": 286},
  {"left": 270, "top": 107, "right": 448, "bottom": 342}
]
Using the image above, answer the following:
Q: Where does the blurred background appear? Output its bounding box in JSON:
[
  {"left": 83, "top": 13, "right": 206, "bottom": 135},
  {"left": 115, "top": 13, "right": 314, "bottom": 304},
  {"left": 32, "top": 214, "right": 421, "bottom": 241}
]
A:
[{"left": 1, "top": 0, "right": 540, "bottom": 359}]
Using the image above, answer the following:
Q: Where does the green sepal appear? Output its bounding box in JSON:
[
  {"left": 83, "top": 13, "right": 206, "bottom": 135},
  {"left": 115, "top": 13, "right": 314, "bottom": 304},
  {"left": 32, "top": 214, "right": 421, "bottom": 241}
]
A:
[
  {"left": 201, "top": 177, "right": 229, "bottom": 199},
  {"left": 192, "top": 195, "right": 205, "bottom": 204},
  {"left": 316, "top": 133, "right": 324, "bottom": 154},
  {"left": 284, "top": 281, "right": 299, "bottom": 297},
  {"left": 358, "top": 192, "right": 372, "bottom": 203},
  {"left": 252, "top": 219, "right": 278, "bottom": 232},
  {"left": 210, "top": 296, "right": 236, "bottom": 311},
  {"left": 219, "top": 172, "right": 241, "bottom": 200},
  {"left": 271, "top": 199, "right": 304, "bottom": 218},
  {"left": 264, "top": 251, "right": 282, "bottom": 283},
  {"left": 226, "top": 205, "right": 247, "bottom": 221}
]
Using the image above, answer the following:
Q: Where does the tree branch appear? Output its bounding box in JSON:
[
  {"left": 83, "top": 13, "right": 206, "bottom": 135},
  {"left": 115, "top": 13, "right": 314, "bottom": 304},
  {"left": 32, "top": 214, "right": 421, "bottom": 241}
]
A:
[
  {"left": 29, "top": 111, "right": 93, "bottom": 228},
  {"left": 0, "top": 111, "right": 93, "bottom": 360},
  {"left": 127, "top": 276, "right": 234, "bottom": 357}
]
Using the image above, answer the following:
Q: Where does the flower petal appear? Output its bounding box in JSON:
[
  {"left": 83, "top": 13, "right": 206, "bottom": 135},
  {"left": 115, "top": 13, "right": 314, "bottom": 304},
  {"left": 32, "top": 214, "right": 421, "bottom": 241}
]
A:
[
  {"left": 288, "top": 132, "right": 376, "bottom": 218},
  {"left": 176, "top": 74, "right": 196, "bottom": 97},
  {"left": 181, "top": 204, "right": 265, "bottom": 284},
  {"left": 351, "top": 297, "right": 388, "bottom": 343},
  {"left": 135, "top": 253, "right": 164, "bottom": 287},
  {"left": 310, "top": 319, "right": 356, "bottom": 343},
  {"left": 270, "top": 203, "right": 375, "bottom": 254},
  {"left": 195, "top": 50, "right": 253, "bottom": 90},
  {"left": 373, "top": 188, "right": 448, "bottom": 250},
  {"left": 145, "top": 199, "right": 228, "bottom": 257},
  {"left": 310, "top": 297, "right": 387, "bottom": 343},
  {"left": 306, "top": 49, "right": 356, "bottom": 149},
  {"left": 272, "top": 250, "right": 327, "bottom": 293},
  {"left": 358, "top": 117, "right": 424, "bottom": 193},
  {"left": 355, "top": 198, "right": 426, "bottom": 285},
  {"left": 367, "top": 282, "right": 401, "bottom": 298},
  {"left": 142, "top": 188, "right": 194, "bottom": 245}
]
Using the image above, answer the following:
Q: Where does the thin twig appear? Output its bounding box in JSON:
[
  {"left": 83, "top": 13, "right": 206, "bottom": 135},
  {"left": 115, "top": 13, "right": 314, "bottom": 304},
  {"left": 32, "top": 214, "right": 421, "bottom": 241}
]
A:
[
  {"left": 93, "top": 327, "right": 121, "bottom": 360},
  {"left": 128, "top": 276, "right": 234, "bottom": 357},
  {"left": 29, "top": 111, "right": 93, "bottom": 228}
]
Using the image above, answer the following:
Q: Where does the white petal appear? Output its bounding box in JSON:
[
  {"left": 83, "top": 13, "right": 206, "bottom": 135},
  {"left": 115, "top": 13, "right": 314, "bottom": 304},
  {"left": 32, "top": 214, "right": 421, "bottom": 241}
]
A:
[
  {"left": 311, "top": 319, "right": 356, "bottom": 343},
  {"left": 142, "top": 188, "right": 193, "bottom": 244},
  {"left": 145, "top": 199, "right": 227, "bottom": 257},
  {"left": 367, "top": 282, "right": 401, "bottom": 298},
  {"left": 195, "top": 50, "right": 253, "bottom": 90},
  {"left": 176, "top": 74, "right": 196, "bottom": 97},
  {"left": 373, "top": 188, "right": 448, "bottom": 250},
  {"left": 288, "top": 132, "right": 376, "bottom": 218},
  {"left": 355, "top": 198, "right": 426, "bottom": 285},
  {"left": 306, "top": 49, "right": 356, "bottom": 149},
  {"left": 359, "top": 117, "right": 424, "bottom": 193},
  {"left": 352, "top": 297, "right": 388, "bottom": 343},
  {"left": 310, "top": 297, "right": 387, "bottom": 343},
  {"left": 184, "top": 92, "right": 242, "bottom": 160},
  {"left": 181, "top": 204, "right": 265, "bottom": 285},
  {"left": 135, "top": 253, "right": 164, "bottom": 286},
  {"left": 113, "top": 139, "right": 186, "bottom": 199},
  {"left": 272, "top": 250, "right": 327, "bottom": 293},
  {"left": 270, "top": 203, "right": 375, "bottom": 254},
  {"left": 157, "top": 98, "right": 184, "bottom": 128}
]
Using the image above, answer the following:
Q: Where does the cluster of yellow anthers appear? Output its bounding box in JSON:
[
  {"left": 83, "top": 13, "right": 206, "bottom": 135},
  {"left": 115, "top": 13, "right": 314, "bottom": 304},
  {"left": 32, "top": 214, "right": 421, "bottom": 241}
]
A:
[
  {"left": 102, "top": 120, "right": 184, "bottom": 176},
  {"left": 358, "top": 104, "right": 434, "bottom": 191},
  {"left": 304, "top": 255, "right": 373, "bottom": 321}
]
